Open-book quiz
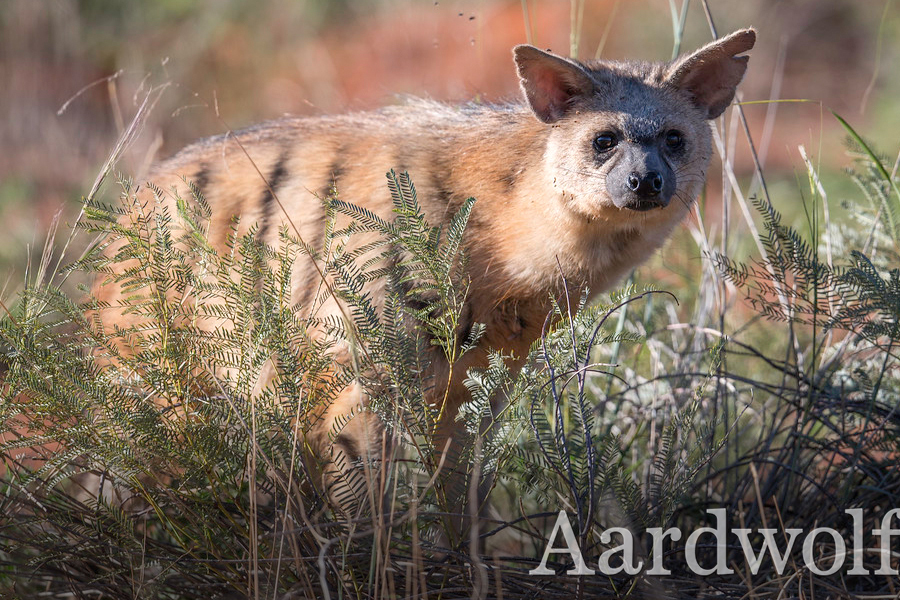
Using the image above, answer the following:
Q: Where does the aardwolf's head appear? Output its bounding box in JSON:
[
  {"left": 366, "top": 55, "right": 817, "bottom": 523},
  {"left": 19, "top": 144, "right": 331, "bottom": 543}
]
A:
[{"left": 514, "top": 29, "right": 755, "bottom": 221}]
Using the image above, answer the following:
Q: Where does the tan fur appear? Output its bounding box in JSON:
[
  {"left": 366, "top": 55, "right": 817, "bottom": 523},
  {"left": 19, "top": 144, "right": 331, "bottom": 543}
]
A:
[{"left": 93, "top": 30, "right": 755, "bottom": 505}]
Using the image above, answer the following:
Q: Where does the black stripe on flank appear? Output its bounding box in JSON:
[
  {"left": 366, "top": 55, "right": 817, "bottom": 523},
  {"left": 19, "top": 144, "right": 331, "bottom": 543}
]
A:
[
  {"left": 321, "top": 149, "right": 346, "bottom": 201},
  {"left": 190, "top": 163, "right": 210, "bottom": 200},
  {"left": 500, "top": 166, "right": 518, "bottom": 193},
  {"left": 296, "top": 271, "right": 318, "bottom": 310},
  {"left": 308, "top": 151, "right": 346, "bottom": 271},
  {"left": 334, "top": 433, "right": 361, "bottom": 462},
  {"left": 429, "top": 154, "right": 456, "bottom": 216},
  {"left": 257, "top": 152, "right": 289, "bottom": 242},
  {"left": 455, "top": 302, "right": 474, "bottom": 351}
]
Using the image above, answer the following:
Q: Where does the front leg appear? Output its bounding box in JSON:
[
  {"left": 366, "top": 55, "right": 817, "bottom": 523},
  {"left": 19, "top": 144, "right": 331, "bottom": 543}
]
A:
[{"left": 308, "top": 380, "right": 392, "bottom": 520}]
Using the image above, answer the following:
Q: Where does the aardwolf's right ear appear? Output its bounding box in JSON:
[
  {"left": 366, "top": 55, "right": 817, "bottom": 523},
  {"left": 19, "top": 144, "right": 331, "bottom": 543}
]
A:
[
  {"left": 666, "top": 28, "right": 756, "bottom": 119},
  {"left": 514, "top": 45, "right": 594, "bottom": 124}
]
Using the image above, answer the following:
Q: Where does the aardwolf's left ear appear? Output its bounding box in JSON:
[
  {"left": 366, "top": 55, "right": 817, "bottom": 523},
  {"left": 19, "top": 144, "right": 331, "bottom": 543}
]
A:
[{"left": 666, "top": 28, "right": 756, "bottom": 119}]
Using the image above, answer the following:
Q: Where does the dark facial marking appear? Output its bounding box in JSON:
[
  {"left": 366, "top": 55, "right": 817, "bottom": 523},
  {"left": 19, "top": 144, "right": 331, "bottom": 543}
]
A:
[
  {"left": 590, "top": 131, "right": 618, "bottom": 169},
  {"left": 623, "top": 115, "right": 664, "bottom": 145},
  {"left": 607, "top": 141, "right": 676, "bottom": 211}
]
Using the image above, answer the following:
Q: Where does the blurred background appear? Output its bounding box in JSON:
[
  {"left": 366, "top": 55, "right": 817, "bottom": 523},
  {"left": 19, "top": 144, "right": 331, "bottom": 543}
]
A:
[{"left": 1, "top": 0, "right": 898, "bottom": 288}]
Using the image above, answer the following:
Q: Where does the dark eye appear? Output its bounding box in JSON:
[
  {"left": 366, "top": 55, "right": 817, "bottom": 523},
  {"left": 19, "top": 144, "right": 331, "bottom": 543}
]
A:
[
  {"left": 593, "top": 132, "right": 618, "bottom": 153},
  {"left": 665, "top": 130, "right": 684, "bottom": 150}
]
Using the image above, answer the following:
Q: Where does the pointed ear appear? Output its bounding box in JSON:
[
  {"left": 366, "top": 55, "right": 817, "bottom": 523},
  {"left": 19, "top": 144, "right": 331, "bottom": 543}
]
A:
[
  {"left": 666, "top": 28, "right": 756, "bottom": 119},
  {"left": 514, "top": 45, "right": 595, "bottom": 123}
]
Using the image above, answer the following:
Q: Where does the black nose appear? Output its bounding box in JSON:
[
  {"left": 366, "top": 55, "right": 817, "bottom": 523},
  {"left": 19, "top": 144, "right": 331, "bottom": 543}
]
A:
[{"left": 626, "top": 171, "right": 663, "bottom": 197}]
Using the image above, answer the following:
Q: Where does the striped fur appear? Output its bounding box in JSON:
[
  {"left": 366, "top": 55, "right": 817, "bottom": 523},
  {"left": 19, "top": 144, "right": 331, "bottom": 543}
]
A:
[{"left": 94, "top": 30, "right": 755, "bottom": 505}]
